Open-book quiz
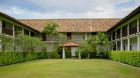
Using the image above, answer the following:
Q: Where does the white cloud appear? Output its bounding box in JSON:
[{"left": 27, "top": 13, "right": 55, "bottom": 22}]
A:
[{"left": 0, "top": 0, "right": 139, "bottom": 19}]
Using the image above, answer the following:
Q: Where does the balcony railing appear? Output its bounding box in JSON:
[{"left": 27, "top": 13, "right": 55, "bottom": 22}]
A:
[
  {"left": 45, "top": 36, "right": 85, "bottom": 42},
  {"left": 2, "top": 28, "right": 13, "bottom": 36}
]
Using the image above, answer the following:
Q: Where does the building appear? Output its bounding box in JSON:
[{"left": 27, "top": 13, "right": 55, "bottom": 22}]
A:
[
  {"left": 108, "top": 6, "right": 140, "bottom": 51},
  {"left": 0, "top": 12, "right": 41, "bottom": 38},
  {"left": 19, "top": 19, "right": 120, "bottom": 58},
  {"left": 0, "top": 6, "right": 140, "bottom": 58}
]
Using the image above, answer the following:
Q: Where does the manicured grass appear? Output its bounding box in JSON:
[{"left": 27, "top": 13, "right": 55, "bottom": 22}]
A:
[{"left": 0, "top": 59, "right": 140, "bottom": 78}]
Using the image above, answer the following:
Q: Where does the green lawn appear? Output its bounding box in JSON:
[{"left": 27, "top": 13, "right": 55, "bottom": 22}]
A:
[{"left": 0, "top": 59, "right": 140, "bottom": 78}]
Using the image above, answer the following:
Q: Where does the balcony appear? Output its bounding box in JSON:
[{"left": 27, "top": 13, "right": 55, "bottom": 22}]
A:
[
  {"left": 122, "top": 26, "right": 127, "bottom": 37},
  {"left": 129, "top": 20, "right": 137, "bottom": 35},
  {"left": 116, "top": 29, "right": 120, "bottom": 39},
  {"left": 122, "top": 30, "right": 127, "bottom": 37},
  {"left": 45, "top": 36, "right": 84, "bottom": 43},
  {"left": 2, "top": 28, "right": 13, "bottom": 36},
  {"left": 129, "top": 26, "right": 137, "bottom": 35},
  {"left": 112, "top": 32, "right": 115, "bottom": 40}
]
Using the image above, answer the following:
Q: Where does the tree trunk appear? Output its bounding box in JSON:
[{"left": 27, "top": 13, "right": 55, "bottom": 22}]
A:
[
  {"left": 87, "top": 53, "right": 90, "bottom": 59},
  {"left": 79, "top": 51, "right": 81, "bottom": 59}
]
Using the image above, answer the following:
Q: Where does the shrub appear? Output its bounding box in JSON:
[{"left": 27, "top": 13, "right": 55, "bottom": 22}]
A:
[
  {"left": 0, "top": 51, "right": 49, "bottom": 67},
  {"left": 50, "top": 52, "right": 60, "bottom": 59},
  {"left": 109, "top": 51, "right": 140, "bottom": 67}
]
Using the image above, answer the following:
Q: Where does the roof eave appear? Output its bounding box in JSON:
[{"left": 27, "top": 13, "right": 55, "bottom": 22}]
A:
[
  {"left": 0, "top": 12, "right": 40, "bottom": 33},
  {"left": 107, "top": 6, "right": 140, "bottom": 32}
]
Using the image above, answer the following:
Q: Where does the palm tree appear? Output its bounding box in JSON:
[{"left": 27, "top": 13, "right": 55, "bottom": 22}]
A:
[
  {"left": 43, "top": 22, "right": 58, "bottom": 58},
  {"left": 43, "top": 22, "right": 58, "bottom": 36}
]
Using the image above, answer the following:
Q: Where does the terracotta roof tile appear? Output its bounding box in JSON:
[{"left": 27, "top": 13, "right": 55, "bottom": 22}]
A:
[
  {"left": 61, "top": 42, "right": 79, "bottom": 47},
  {"left": 19, "top": 19, "right": 121, "bottom": 32}
]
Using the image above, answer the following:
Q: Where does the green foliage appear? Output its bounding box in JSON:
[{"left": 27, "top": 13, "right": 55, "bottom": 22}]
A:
[
  {"left": 0, "top": 52, "right": 49, "bottom": 66},
  {"left": 109, "top": 51, "right": 140, "bottom": 67},
  {"left": 50, "top": 52, "right": 60, "bottom": 59},
  {"left": 78, "top": 36, "right": 96, "bottom": 59},
  {"left": 96, "top": 32, "right": 112, "bottom": 58},
  {"left": 43, "top": 22, "right": 58, "bottom": 36},
  {"left": 0, "top": 34, "right": 13, "bottom": 51},
  {"left": 15, "top": 34, "right": 46, "bottom": 52},
  {"left": 0, "top": 33, "right": 46, "bottom": 52}
]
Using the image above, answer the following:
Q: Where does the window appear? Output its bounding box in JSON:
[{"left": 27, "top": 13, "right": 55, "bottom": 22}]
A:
[
  {"left": 117, "top": 29, "right": 120, "bottom": 39},
  {"left": 67, "top": 32, "right": 71, "bottom": 40},
  {"left": 15, "top": 26, "right": 22, "bottom": 35},
  {"left": 122, "top": 25, "right": 127, "bottom": 37},
  {"left": 112, "top": 32, "right": 115, "bottom": 40},
  {"left": 92, "top": 32, "right": 96, "bottom": 35},
  {"left": 31, "top": 32, "right": 35, "bottom": 37},
  {"left": 42, "top": 33, "right": 46, "bottom": 41},
  {"left": 24, "top": 29, "right": 29, "bottom": 35},
  {"left": 123, "top": 46, "right": 125, "bottom": 51},
  {"left": 2, "top": 21, "right": 13, "bottom": 35},
  {"left": 130, "top": 45, "right": 132, "bottom": 51},
  {"left": 129, "top": 20, "right": 137, "bottom": 35}
]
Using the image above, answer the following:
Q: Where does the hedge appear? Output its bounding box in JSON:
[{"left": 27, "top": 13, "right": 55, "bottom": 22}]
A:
[
  {"left": 109, "top": 51, "right": 140, "bottom": 67},
  {"left": 0, "top": 52, "right": 51, "bottom": 66}
]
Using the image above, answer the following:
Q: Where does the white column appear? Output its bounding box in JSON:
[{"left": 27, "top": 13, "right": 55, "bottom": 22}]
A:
[
  {"left": 29, "top": 30, "right": 31, "bottom": 36},
  {"left": 62, "top": 47, "right": 66, "bottom": 59},
  {"left": 127, "top": 38, "right": 130, "bottom": 51},
  {"left": 0, "top": 20, "right": 2, "bottom": 51},
  {"left": 13, "top": 25, "right": 15, "bottom": 37},
  {"left": 120, "top": 27, "right": 122, "bottom": 38},
  {"left": 127, "top": 24, "right": 129, "bottom": 36},
  {"left": 85, "top": 33, "right": 88, "bottom": 40},
  {"left": 0, "top": 20, "right": 2, "bottom": 34},
  {"left": 137, "top": 35, "right": 140, "bottom": 51},
  {"left": 120, "top": 40, "right": 123, "bottom": 51},
  {"left": 22, "top": 28, "right": 24, "bottom": 34},
  {"left": 79, "top": 51, "right": 81, "bottom": 59},
  {"left": 137, "top": 19, "right": 139, "bottom": 32},
  {"left": 116, "top": 41, "right": 117, "bottom": 51}
]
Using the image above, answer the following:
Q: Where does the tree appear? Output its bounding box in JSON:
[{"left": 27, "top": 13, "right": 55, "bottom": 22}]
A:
[
  {"left": 43, "top": 22, "right": 58, "bottom": 36},
  {"left": 96, "top": 32, "right": 112, "bottom": 58},
  {"left": 43, "top": 22, "right": 59, "bottom": 58},
  {"left": 0, "top": 34, "right": 13, "bottom": 52},
  {"left": 78, "top": 36, "right": 96, "bottom": 59},
  {"left": 15, "top": 33, "right": 46, "bottom": 52}
]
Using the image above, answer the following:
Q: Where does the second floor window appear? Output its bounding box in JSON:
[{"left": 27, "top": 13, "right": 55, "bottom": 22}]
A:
[
  {"left": 122, "top": 25, "right": 127, "bottom": 37},
  {"left": 2, "top": 21, "right": 13, "bottom": 36},
  {"left": 112, "top": 32, "right": 115, "bottom": 40},
  {"left": 24, "top": 29, "right": 29, "bottom": 35},
  {"left": 129, "top": 20, "right": 137, "bottom": 35},
  {"left": 117, "top": 29, "right": 120, "bottom": 39}
]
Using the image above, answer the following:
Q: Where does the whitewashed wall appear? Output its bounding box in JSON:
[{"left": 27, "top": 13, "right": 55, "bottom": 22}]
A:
[{"left": 130, "top": 38, "right": 137, "bottom": 50}]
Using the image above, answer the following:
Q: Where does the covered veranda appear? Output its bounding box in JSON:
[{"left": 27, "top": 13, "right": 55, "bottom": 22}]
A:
[{"left": 60, "top": 42, "right": 80, "bottom": 59}]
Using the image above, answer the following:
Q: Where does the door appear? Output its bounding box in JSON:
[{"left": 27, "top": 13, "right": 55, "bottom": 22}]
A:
[{"left": 71, "top": 47, "right": 76, "bottom": 57}]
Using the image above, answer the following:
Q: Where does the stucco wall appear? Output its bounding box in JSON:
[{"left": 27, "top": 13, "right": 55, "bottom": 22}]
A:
[{"left": 130, "top": 37, "right": 137, "bottom": 50}]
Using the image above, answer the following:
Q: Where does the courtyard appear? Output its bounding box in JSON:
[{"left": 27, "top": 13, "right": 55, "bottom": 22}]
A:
[{"left": 0, "top": 59, "right": 140, "bottom": 78}]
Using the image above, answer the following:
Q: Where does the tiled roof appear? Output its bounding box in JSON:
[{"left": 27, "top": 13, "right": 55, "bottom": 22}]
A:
[
  {"left": 61, "top": 42, "right": 79, "bottom": 47},
  {"left": 19, "top": 19, "right": 120, "bottom": 32}
]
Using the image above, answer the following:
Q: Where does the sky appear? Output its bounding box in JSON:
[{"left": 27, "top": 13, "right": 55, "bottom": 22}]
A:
[{"left": 0, "top": 0, "right": 140, "bottom": 19}]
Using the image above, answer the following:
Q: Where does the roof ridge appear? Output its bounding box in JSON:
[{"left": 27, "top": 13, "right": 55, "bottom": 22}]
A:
[{"left": 19, "top": 18, "right": 121, "bottom": 20}]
